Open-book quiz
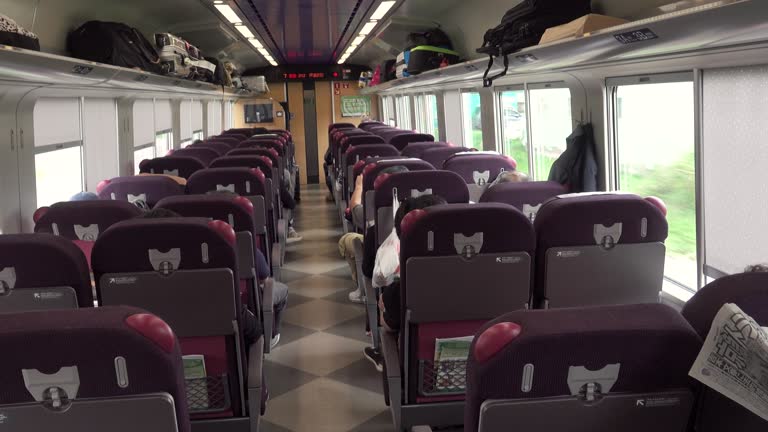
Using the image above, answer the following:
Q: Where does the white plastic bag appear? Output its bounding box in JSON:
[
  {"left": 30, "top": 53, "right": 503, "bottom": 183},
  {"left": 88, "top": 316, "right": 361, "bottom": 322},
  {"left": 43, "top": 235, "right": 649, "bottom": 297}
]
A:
[{"left": 373, "top": 229, "right": 400, "bottom": 288}]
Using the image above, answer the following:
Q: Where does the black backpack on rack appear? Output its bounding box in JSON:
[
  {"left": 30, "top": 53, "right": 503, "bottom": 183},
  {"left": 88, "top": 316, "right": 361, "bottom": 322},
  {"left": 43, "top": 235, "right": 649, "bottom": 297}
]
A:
[
  {"left": 0, "top": 13, "right": 40, "bottom": 51},
  {"left": 406, "top": 28, "right": 453, "bottom": 50},
  {"left": 67, "top": 21, "right": 164, "bottom": 74},
  {"left": 476, "top": 0, "right": 591, "bottom": 87}
]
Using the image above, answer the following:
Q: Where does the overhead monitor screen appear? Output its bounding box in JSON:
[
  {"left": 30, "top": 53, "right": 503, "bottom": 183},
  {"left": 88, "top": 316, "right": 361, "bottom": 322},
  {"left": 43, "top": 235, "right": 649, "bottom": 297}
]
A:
[{"left": 245, "top": 103, "right": 274, "bottom": 123}]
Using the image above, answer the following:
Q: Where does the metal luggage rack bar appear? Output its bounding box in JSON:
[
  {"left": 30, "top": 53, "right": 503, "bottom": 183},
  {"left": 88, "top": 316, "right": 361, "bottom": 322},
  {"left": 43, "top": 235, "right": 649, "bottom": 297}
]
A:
[
  {"left": 185, "top": 374, "right": 231, "bottom": 413},
  {"left": 418, "top": 359, "right": 468, "bottom": 397}
]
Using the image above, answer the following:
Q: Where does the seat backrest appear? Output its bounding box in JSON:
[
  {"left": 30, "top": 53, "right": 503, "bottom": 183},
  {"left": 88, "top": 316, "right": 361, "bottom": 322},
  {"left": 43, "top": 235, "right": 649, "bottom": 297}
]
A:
[
  {"left": 227, "top": 147, "right": 281, "bottom": 167},
  {"left": 373, "top": 170, "right": 470, "bottom": 246},
  {"left": 139, "top": 156, "right": 206, "bottom": 179},
  {"left": 479, "top": 181, "right": 568, "bottom": 221},
  {"left": 422, "top": 146, "right": 474, "bottom": 169},
  {"left": 329, "top": 122, "right": 356, "bottom": 133},
  {"left": 362, "top": 158, "right": 435, "bottom": 227},
  {"left": 171, "top": 148, "right": 219, "bottom": 165},
  {"left": 534, "top": 193, "right": 668, "bottom": 308},
  {"left": 92, "top": 217, "right": 246, "bottom": 419},
  {"left": 0, "top": 233, "right": 93, "bottom": 311},
  {"left": 358, "top": 121, "right": 384, "bottom": 130},
  {"left": 400, "top": 142, "right": 448, "bottom": 159},
  {"left": 465, "top": 304, "right": 701, "bottom": 432},
  {"left": 98, "top": 176, "right": 185, "bottom": 207},
  {"left": 389, "top": 133, "right": 435, "bottom": 151},
  {"left": 0, "top": 306, "right": 190, "bottom": 432},
  {"left": 207, "top": 136, "right": 239, "bottom": 147},
  {"left": 238, "top": 139, "right": 285, "bottom": 156},
  {"left": 210, "top": 155, "right": 274, "bottom": 177},
  {"left": 399, "top": 203, "right": 536, "bottom": 403},
  {"left": 443, "top": 152, "right": 518, "bottom": 202},
  {"left": 681, "top": 272, "right": 768, "bottom": 432},
  {"left": 343, "top": 144, "right": 400, "bottom": 199},
  {"left": 34, "top": 200, "right": 143, "bottom": 265}
]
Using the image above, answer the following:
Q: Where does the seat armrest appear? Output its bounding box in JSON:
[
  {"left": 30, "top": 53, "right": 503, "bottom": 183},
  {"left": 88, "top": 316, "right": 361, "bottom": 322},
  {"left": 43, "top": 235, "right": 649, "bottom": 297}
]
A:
[
  {"left": 262, "top": 278, "right": 275, "bottom": 353},
  {"left": 248, "top": 336, "right": 264, "bottom": 389},
  {"left": 380, "top": 328, "right": 401, "bottom": 380}
]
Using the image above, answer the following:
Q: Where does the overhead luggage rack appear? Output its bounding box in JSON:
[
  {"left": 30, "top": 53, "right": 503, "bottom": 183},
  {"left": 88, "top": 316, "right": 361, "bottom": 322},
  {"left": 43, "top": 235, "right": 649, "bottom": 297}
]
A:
[
  {"left": 0, "top": 43, "right": 238, "bottom": 95},
  {"left": 362, "top": 0, "right": 766, "bottom": 93}
]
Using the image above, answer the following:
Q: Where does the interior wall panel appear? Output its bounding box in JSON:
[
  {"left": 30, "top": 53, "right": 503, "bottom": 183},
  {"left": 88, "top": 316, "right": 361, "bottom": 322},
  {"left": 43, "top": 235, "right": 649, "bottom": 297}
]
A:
[
  {"left": 233, "top": 83, "right": 287, "bottom": 130},
  {"left": 287, "top": 82, "right": 307, "bottom": 185},
  {"left": 83, "top": 98, "right": 118, "bottom": 192},
  {"left": 315, "top": 81, "right": 333, "bottom": 185},
  {"left": 154, "top": 99, "right": 172, "bottom": 132},
  {"left": 133, "top": 99, "right": 155, "bottom": 146}
]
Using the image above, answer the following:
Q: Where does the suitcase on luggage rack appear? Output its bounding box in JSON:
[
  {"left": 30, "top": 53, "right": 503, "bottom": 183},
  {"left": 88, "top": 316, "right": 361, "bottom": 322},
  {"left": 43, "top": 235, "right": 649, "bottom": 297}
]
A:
[
  {"left": 407, "top": 45, "right": 460, "bottom": 75},
  {"left": 406, "top": 28, "right": 453, "bottom": 50},
  {"left": 0, "top": 13, "right": 40, "bottom": 51},
  {"left": 381, "top": 59, "right": 397, "bottom": 82},
  {"left": 155, "top": 33, "right": 216, "bottom": 81}
]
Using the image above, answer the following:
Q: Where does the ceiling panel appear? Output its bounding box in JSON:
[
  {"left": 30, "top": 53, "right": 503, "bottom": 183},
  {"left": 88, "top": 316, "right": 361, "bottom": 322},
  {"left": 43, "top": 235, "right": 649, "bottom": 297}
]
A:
[{"left": 236, "top": 0, "right": 376, "bottom": 64}]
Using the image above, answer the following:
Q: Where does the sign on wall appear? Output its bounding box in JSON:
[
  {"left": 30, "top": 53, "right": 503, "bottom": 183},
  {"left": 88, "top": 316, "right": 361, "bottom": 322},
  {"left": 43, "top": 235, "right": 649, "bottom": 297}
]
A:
[{"left": 340, "top": 95, "right": 371, "bottom": 117}]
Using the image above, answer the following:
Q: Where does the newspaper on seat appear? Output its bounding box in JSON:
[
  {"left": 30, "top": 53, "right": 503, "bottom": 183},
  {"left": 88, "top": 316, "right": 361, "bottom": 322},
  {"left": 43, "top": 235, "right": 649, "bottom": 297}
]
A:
[{"left": 689, "top": 303, "right": 768, "bottom": 421}]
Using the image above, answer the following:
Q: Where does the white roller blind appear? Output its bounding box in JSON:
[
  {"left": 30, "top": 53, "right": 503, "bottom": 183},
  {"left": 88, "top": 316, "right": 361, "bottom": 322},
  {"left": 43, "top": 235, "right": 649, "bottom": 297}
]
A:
[
  {"left": 702, "top": 65, "right": 768, "bottom": 276},
  {"left": 180, "top": 100, "right": 192, "bottom": 140},
  {"left": 209, "top": 101, "right": 222, "bottom": 135},
  {"left": 133, "top": 100, "right": 155, "bottom": 147},
  {"left": 82, "top": 98, "right": 118, "bottom": 191},
  {"left": 34, "top": 98, "right": 81, "bottom": 147},
  {"left": 154, "top": 99, "right": 172, "bottom": 132},
  {"left": 191, "top": 100, "right": 203, "bottom": 131}
]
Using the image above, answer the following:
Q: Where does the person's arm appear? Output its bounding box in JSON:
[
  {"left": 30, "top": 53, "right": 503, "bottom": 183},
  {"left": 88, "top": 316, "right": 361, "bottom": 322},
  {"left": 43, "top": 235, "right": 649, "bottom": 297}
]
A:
[{"left": 350, "top": 174, "right": 364, "bottom": 208}]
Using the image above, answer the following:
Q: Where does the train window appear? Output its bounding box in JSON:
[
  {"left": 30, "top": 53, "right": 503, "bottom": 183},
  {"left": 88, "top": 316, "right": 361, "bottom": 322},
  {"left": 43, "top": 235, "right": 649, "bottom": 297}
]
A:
[
  {"left": 529, "top": 84, "right": 572, "bottom": 180},
  {"left": 395, "top": 95, "right": 412, "bottom": 129},
  {"left": 207, "top": 101, "right": 223, "bottom": 136},
  {"left": 611, "top": 76, "right": 696, "bottom": 288},
  {"left": 497, "top": 88, "right": 529, "bottom": 175},
  {"left": 425, "top": 94, "right": 439, "bottom": 139},
  {"left": 133, "top": 145, "right": 154, "bottom": 174},
  {"left": 155, "top": 130, "right": 173, "bottom": 157},
  {"left": 414, "top": 94, "right": 427, "bottom": 133},
  {"left": 33, "top": 98, "right": 84, "bottom": 207},
  {"left": 192, "top": 130, "right": 204, "bottom": 141},
  {"left": 382, "top": 96, "right": 396, "bottom": 126},
  {"left": 461, "top": 91, "right": 483, "bottom": 150}
]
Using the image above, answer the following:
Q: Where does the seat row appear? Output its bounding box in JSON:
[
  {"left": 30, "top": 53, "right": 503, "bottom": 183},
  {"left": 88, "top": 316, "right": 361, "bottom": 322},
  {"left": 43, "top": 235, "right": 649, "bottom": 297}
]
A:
[{"left": 0, "top": 127, "right": 299, "bottom": 431}]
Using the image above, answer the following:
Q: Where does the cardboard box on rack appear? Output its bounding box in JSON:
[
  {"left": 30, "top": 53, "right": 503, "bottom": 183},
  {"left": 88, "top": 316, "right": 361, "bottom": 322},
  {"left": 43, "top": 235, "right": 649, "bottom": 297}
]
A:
[{"left": 539, "top": 14, "right": 629, "bottom": 45}]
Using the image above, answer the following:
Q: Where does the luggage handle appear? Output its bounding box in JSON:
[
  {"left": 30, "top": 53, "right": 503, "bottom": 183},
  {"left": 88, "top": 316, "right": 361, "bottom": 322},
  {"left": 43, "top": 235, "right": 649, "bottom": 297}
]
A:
[{"left": 482, "top": 53, "right": 508, "bottom": 88}]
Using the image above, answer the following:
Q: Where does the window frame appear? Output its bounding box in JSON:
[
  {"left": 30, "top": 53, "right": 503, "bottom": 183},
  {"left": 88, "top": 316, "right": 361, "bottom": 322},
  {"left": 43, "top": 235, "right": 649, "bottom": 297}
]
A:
[
  {"left": 460, "top": 88, "right": 483, "bottom": 150},
  {"left": 494, "top": 84, "right": 529, "bottom": 173},
  {"left": 154, "top": 129, "right": 174, "bottom": 157},
  {"left": 606, "top": 71, "right": 699, "bottom": 293}
]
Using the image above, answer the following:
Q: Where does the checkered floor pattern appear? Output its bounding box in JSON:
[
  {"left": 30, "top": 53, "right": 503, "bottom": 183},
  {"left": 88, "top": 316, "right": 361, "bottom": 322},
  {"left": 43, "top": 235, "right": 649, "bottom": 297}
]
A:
[{"left": 262, "top": 185, "right": 393, "bottom": 432}]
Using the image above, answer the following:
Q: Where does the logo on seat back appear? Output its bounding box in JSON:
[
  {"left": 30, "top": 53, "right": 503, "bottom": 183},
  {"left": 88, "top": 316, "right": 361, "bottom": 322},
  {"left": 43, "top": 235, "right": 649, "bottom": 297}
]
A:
[
  {"left": 454, "top": 233, "right": 483, "bottom": 258},
  {"left": 473, "top": 171, "right": 490, "bottom": 186},
  {"left": 74, "top": 225, "right": 99, "bottom": 241}
]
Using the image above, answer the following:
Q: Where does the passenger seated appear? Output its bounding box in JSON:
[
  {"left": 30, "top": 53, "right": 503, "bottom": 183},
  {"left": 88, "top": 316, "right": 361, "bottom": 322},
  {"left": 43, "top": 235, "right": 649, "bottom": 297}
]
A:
[
  {"left": 376, "top": 194, "right": 447, "bottom": 333},
  {"left": 70, "top": 191, "right": 100, "bottom": 201},
  {"left": 135, "top": 207, "right": 264, "bottom": 350},
  {"left": 486, "top": 170, "right": 529, "bottom": 188}
]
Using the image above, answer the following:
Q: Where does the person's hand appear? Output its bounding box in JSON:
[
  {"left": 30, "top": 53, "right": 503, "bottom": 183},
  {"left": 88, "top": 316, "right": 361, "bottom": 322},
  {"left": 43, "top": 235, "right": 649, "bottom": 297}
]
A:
[{"left": 378, "top": 293, "right": 385, "bottom": 312}]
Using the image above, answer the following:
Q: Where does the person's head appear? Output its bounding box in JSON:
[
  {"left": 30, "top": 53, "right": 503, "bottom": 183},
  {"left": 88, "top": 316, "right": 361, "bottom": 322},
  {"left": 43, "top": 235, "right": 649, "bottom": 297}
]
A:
[
  {"left": 70, "top": 191, "right": 100, "bottom": 201},
  {"left": 745, "top": 264, "right": 768, "bottom": 273},
  {"left": 489, "top": 170, "right": 529, "bottom": 188},
  {"left": 374, "top": 165, "right": 409, "bottom": 189},
  {"left": 138, "top": 208, "right": 181, "bottom": 219},
  {"left": 394, "top": 194, "right": 447, "bottom": 237}
]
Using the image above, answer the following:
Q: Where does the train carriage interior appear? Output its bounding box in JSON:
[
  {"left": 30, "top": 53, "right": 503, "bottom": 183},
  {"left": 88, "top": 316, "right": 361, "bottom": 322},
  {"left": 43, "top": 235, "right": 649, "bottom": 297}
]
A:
[{"left": 1, "top": 0, "right": 767, "bottom": 431}]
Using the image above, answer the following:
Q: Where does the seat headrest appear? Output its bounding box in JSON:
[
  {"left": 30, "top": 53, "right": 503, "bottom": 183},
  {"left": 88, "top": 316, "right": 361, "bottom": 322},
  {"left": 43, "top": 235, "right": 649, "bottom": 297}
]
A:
[
  {"left": 35, "top": 200, "right": 143, "bottom": 241},
  {"left": 92, "top": 218, "right": 237, "bottom": 277},
  {"left": 421, "top": 146, "right": 475, "bottom": 169},
  {"left": 443, "top": 153, "right": 518, "bottom": 185},
  {"left": 186, "top": 167, "right": 267, "bottom": 197},
  {"left": 210, "top": 155, "right": 273, "bottom": 173},
  {"left": 479, "top": 181, "right": 568, "bottom": 212},
  {"left": 362, "top": 159, "right": 434, "bottom": 192},
  {"left": 139, "top": 156, "right": 206, "bottom": 179},
  {"left": 156, "top": 194, "right": 256, "bottom": 234},
  {"left": 0, "top": 305, "right": 189, "bottom": 432},
  {"left": 389, "top": 133, "right": 435, "bottom": 150},
  {"left": 400, "top": 142, "right": 448, "bottom": 158},
  {"left": 97, "top": 176, "right": 185, "bottom": 207},
  {"left": 534, "top": 193, "right": 668, "bottom": 248},
  {"left": 374, "top": 171, "right": 470, "bottom": 208},
  {"left": 344, "top": 144, "right": 400, "bottom": 166},
  {"left": 400, "top": 203, "right": 535, "bottom": 259},
  {"left": 465, "top": 303, "right": 701, "bottom": 432},
  {"left": 0, "top": 233, "right": 93, "bottom": 307},
  {"left": 682, "top": 272, "right": 768, "bottom": 339}
]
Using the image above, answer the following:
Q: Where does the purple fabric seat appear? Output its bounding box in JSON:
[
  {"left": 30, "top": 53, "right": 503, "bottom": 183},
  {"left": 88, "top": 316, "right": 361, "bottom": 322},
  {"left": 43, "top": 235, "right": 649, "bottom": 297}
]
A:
[
  {"left": 479, "top": 181, "right": 568, "bottom": 221},
  {"left": 389, "top": 133, "right": 435, "bottom": 151},
  {"left": 465, "top": 303, "right": 701, "bottom": 432},
  {"left": 443, "top": 152, "right": 518, "bottom": 186},
  {"left": 391, "top": 203, "right": 535, "bottom": 422},
  {"left": 681, "top": 272, "right": 768, "bottom": 431},
  {"left": 400, "top": 142, "right": 448, "bottom": 159},
  {"left": 343, "top": 144, "right": 400, "bottom": 199},
  {"left": 0, "top": 233, "right": 93, "bottom": 309},
  {"left": 139, "top": 156, "right": 206, "bottom": 179},
  {"left": 0, "top": 306, "right": 190, "bottom": 432},
  {"left": 361, "top": 158, "right": 434, "bottom": 227},
  {"left": 373, "top": 171, "right": 470, "bottom": 245},
  {"left": 238, "top": 139, "right": 285, "bottom": 156},
  {"left": 191, "top": 142, "right": 231, "bottom": 155},
  {"left": 422, "top": 146, "right": 475, "bottom": 169},
  {"left": 93, "top": 218, "right": 256, "bottom": 422},
  {"left": 172, "top": 147, "right": 220, "bottom": 165},
  {"left": 206, "top": 136, "right": 239, "bottom": 147},
  {"left": 97, "top": 175, "right": 185, "bottom": 207},
  {"left": 227, "top": 147, "right": 281, "bottom": 168},
  {"left": 210, "top": 155, "right": 274, "bottom": 177},
  {"left": 34, "top": 200, "right": 143, "bottom": 266},
  {"left": 533, "top": 193, "right": 668, "bottom": 308},
  {"left": 358, "top": 121, "right": 385, "bottom": 130},
  {"left": 329, "top": 122, "right": 356, "bottom": 133}
]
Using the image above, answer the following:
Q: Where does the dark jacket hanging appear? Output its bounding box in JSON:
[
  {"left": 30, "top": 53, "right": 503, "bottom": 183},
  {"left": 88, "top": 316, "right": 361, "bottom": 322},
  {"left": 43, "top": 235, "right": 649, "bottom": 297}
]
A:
[{"left": 548, "top": 123, "right": 598, "bottom": 193}]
